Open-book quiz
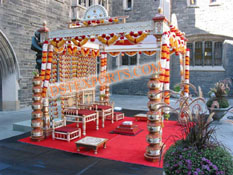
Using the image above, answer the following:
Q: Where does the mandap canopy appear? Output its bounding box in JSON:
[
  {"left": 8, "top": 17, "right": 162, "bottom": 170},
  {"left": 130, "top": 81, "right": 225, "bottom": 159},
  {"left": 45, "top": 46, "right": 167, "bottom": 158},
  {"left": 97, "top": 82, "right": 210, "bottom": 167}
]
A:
[{"left": 35, "top": 5, "right": 190, "bottom": 162}]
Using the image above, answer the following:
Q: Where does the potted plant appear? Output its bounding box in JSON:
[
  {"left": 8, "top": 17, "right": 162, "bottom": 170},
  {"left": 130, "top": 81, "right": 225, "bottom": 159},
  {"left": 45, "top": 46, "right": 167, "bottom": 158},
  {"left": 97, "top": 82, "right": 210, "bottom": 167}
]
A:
[
  {"left": 207, "top": 78, "right": 232, "bottom": 121},
  {"left": 162, "top": 91, "right": 233, "bottom": 175},
  {"left": 172, "top": 84, "right": 181, "bottom": 98}
]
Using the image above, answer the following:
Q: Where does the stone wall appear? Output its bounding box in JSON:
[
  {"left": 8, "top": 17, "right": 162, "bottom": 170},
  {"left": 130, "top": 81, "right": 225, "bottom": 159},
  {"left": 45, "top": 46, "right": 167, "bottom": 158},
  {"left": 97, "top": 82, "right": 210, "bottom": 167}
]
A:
[
  {"left": 172, "top": 0, "right": 233, "bottom": 95},
  {"left": 110, "top": 0, "right": 160, "bottom": 96},
  {"left": 0, "top": 0, "right": 71, "bottom": 108},
  {"left": 110, "top": 0, "right": 233, "bottom": 96}
]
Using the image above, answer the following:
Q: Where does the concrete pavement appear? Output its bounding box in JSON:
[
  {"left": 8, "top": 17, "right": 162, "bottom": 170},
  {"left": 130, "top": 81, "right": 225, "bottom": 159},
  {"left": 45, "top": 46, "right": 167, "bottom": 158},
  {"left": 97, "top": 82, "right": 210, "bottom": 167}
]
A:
[{"left": 0, "top": 94, "right": 232, "bottom": 155}]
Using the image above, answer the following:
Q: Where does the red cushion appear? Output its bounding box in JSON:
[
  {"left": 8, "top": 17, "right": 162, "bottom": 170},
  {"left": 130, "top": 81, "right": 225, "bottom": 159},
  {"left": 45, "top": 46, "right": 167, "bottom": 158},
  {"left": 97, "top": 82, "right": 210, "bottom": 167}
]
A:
[
  {"left": 114, "top": 112, "right": 123, "bottom": 115},
  {"left": 93, "top": 105, "right": 112, "bottom": 110},
  {"left": 55, "top": 126, "right": 79, "bottom": 133},
  {"left": 78, "top": 109, "right": 96, "bottom": 116}
]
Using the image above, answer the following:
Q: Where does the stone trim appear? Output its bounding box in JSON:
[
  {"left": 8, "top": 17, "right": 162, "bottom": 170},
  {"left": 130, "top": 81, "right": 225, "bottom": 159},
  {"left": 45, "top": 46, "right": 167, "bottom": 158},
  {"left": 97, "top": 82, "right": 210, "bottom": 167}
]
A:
[{"left": 190, "top": 66, "right": 225, "bottom": 72}]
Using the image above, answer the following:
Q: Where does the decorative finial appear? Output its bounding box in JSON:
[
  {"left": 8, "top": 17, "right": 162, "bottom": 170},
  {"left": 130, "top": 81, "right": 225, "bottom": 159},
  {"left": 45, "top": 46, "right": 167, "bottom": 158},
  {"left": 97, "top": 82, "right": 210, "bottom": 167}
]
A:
[
  {"left": 43, "top": 21, "right": 47, "bottom": 27},
  {"left": 158, "top": 7, "right": 163, "bottom": 14}
]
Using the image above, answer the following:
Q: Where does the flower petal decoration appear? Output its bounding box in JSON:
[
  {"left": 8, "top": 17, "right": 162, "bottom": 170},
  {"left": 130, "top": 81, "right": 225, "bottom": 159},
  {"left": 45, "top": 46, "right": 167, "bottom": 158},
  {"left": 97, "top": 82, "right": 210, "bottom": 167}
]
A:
[
  {"left": 50, "top": 38, "right": 66, "bottom": 48},
  {"left": 97, "top": 34, "right": 119, "bottom": 46},
  {"left": 125, "top": 31, "right": 148, "bottom": 44},
  {"left": 125, "top": 51, "right": 137, "bottom": 56},
  {"left": 108, "top": 52, "right": 120, "bottom": 57},
  {"left": 72, "top": 37, "right": 89, "bottom": 47},
  {"left": 143, "top": 51, "right": 156, "bottom": 56}
]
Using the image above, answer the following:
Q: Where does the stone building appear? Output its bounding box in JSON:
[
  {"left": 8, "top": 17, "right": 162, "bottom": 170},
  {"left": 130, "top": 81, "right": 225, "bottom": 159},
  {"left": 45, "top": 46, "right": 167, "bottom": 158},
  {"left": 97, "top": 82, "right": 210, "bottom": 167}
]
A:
[
  {"left": 0, "top": 0, "right": 110, "bottom": 110},
  {"left": 1, "top": 0, "right": 233, "bottom": 110},
  {"left": 110, "top": 0, "right": 233, "bottom": 96}
]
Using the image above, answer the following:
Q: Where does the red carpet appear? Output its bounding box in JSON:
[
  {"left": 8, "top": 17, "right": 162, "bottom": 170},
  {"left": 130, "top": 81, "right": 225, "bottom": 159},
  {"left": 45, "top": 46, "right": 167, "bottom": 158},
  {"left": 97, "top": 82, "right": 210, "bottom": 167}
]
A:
[{"left": 19, "top": 117, "right": 181, "bottom": 168}]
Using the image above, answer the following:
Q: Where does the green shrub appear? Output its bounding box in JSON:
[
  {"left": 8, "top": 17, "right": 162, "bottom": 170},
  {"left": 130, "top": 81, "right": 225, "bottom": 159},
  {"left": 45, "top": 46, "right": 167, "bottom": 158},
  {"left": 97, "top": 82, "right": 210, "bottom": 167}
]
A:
[
  {"left": 174, "top": 85, "right": 181, "bottom": 92},
  {"left": 164, "top": 141, "right": 233, "bottom": 175},
  {"left": 207, "top": 98, "right": 229, "bottom": 108}
]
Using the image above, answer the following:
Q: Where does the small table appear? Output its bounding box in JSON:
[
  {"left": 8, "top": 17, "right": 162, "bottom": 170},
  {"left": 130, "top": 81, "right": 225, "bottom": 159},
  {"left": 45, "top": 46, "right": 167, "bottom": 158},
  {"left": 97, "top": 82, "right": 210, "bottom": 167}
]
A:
[
  {"left": 134, "top": 113, "right": 147, "bottom": 121},
  {"left": 75, "top": 136, "right": 108, "bottom": 154}
]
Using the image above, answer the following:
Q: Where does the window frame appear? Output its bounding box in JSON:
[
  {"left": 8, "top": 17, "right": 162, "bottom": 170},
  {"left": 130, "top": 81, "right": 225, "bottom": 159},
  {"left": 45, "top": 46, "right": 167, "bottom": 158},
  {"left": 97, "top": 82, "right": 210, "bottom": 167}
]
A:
[
  {"left": 187, "top": 40, "right": 224, "bottom": 68},
  {"left": 120, "top": 53, "right": 139, "bottom": 67},
  {"left": 209, "top": 0, "right": 221, "bottom": 6},
  {"left": 187, "top": 0, "right": 199, "bottom": 8},
  {"left": 123, "top": 0, "right": 134, "bottom": 11}
]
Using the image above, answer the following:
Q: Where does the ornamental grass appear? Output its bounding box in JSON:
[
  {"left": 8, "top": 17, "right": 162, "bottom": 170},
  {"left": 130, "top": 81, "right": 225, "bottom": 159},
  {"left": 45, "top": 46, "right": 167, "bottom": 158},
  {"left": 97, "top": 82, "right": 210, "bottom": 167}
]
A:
[{"left": 156, "top": 83, "right": 233, "bottom": 175}]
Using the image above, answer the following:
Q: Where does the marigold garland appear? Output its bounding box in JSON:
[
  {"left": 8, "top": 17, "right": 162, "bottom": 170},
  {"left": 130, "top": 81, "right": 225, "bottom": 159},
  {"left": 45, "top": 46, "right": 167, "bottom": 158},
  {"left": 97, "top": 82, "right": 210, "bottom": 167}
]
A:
[
  {"left": 40, "top": 41, "right": 49, "bottom": 81},
  {"left": 54, "top": 46, "right": 65, "bottom": 54},
  {"left": 97, "top": 34, "right": 119, "bottom": 46},
  {"left": 143, "top": 51, "right": 156, "bottom": 56},
  {"left": 81, "top": 48, "right": 90, "bottom": 57},
  {"left": 125, "top": 51, "right": 137, "bottom": 56},
  {"left": 50, "top": 39, "right": 66, "bottom": 48},
  {"left": 125, "top": 32, "right": 148, "bottom": 44},
  {"left": 72, "top": 37, "right": 88, "bottom": 47},
  {"left": 92, "top": 49, "right": 100, "bottom": 57},
  {"left": 108, "top": 52, "right": 120, "bottom": 57}
]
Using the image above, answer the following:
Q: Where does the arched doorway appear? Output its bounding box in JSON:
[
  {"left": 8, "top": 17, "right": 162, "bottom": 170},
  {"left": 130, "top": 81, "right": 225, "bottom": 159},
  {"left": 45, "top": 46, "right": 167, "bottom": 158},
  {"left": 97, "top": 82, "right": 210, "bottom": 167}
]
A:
[{"left": 0, "top": 30, "right": 20, "bottom": 111}]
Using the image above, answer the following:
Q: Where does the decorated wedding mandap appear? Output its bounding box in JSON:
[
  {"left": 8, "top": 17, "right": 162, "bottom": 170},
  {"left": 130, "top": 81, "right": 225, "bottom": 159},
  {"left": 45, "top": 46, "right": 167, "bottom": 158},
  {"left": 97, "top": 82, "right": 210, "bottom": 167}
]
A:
[{"left": 20, "top": 4, "right": 190, "bottom": 166}]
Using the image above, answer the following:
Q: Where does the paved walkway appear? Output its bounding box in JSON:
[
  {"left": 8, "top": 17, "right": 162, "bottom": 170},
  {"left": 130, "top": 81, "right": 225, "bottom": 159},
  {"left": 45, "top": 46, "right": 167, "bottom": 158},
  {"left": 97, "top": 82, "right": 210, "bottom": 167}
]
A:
[{"left": 0, "top": 95, "right": 233, "bottom": 155}]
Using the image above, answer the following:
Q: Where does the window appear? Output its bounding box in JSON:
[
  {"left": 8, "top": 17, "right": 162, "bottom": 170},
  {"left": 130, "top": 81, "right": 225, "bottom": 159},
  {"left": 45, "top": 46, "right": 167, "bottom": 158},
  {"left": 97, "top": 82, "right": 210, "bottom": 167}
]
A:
[
  {"left": 210, "top": 0, "right": 221, "bottom": 6},
  {"left": 122, "top": 54, "right": 137, "bottom": 66},
  {"left": 127, "top": 0, "right": 132, "bottom": 9},
  {"left": 187, "top": 0, "right": 198, "bottom": 7},
  {"left": 187, "top": 41, "right": 223, "bottom": 66},
  {"left": 189, "top": 0, "right": 196, "bottom": 5},
  {"left": 210, "top": 0, "right": 217, "bottom": 2},
  {"left": 195, "top": 42, "right": 203, "bottom": 66},
  {"left": 99, "top": 0, "right": 105, "bottom": 6},
  {"left": 123, "top": 0, "right": 133, "bottom": 10},
  {"left": 214, "top": 42, "right": 222, "bottom": 65}
]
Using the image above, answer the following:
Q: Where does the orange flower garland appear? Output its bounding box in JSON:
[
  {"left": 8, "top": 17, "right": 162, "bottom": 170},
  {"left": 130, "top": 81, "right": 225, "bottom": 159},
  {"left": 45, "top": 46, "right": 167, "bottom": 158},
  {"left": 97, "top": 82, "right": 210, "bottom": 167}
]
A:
[
  {"left": 143, "top": 51, "right": 156, "bottom": 56},
  {"left": 40, "top": 41, "right": 48, "bottom": 81},
  {"left": 42, "top": 44, "right": 53, "bottom": 97},
  {"left": 125, "top": 31, "right": 148, "bottom": 44},
  {"left": 81, "top": 48, "right": 90, "bottom": 57},
  {"left": 92, "top": 49, "right": 100, "bottom": 57},
  {"left": 125, "top": 51, "right": 137, "bottom": 56},
  {"left": 50, "top": 38, "right": 66, "bottom": 48},
  {"left": 72, "top": 37, "right": 88, "bottom": 47},
  {"left": 108, "top": 52, "right": 120, "bottom": 57},
  {"left": 97, "top": 34, "right": 119, "bottom": 46}
]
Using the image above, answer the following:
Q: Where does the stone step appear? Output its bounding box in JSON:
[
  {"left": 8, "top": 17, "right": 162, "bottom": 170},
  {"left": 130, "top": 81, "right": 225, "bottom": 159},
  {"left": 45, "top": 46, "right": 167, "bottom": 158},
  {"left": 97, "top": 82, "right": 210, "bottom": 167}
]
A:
[{"left": 13, "top": 120, "right": 31, "bottom": 132}]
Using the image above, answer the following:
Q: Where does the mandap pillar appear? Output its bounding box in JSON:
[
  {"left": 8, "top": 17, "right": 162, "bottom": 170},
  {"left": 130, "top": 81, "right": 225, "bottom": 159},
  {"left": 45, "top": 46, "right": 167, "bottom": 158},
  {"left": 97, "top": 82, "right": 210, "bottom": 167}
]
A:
[
  {"left": 145, "top": 73, "right": 162, "bottom": 161},
  {"left": 31, "top": 73, "right": 44, "bottom": 141}
]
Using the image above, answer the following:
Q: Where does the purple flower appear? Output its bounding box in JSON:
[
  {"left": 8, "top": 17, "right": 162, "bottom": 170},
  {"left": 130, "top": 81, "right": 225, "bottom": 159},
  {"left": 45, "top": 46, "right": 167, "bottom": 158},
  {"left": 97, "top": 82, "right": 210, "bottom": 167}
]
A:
[
  {"left": 186, "top": 159, "right": 192, "bottom": 164},
  {"left": 219, "top": 171, "right": 224, "bottom": 175},
  {"left": 202, "top": 157, "right": 207, "bottom": 161},
  {"left": 212, "top": 164, "right": 218, "bottom": 170},
  {"left": 196, "top": 168, "right": 201, "bottom": 172},
  {"left": 178, "top": 161, "right": 183, "bottom": 166},
  {"left": 202, "top": 165, "right": 210, "bottom": 171},
  {"left": 193, "top": 172, "right": 198, "bottom": 175},
  {"left": 188, "top": 171, "right": 191, "bottom": 175}
]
